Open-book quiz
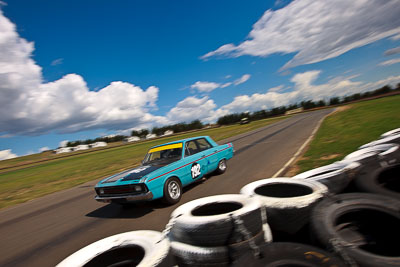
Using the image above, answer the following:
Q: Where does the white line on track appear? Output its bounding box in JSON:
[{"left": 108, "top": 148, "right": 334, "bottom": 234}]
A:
[{"left": 272, "top": 110, "right": 334, "bottom": 178}]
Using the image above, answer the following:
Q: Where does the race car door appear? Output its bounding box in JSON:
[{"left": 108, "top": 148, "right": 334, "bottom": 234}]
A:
[
  {"left": 195, "top": 137, "right": 218, "bottom": 172},
  {"left": 181, "top": 139, "right": 209, "bottom": 184}
]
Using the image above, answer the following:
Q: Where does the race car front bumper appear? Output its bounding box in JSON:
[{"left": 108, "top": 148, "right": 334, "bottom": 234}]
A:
[{"left": 95, "top": 191, "right": 154, "bottom": 203}]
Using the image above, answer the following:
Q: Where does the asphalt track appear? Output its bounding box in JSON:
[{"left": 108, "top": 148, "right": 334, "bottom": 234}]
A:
[{"left": 0, "top": 108, "right": 333, "bottom": 267}]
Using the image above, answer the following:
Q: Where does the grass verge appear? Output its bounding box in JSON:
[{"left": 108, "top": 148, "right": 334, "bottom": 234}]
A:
[
  {"left": 0, "top": 116, "right": 286, "bottom": 209},
  {"left": 294, "top": 95, "right": 400, "bottom": 173}
]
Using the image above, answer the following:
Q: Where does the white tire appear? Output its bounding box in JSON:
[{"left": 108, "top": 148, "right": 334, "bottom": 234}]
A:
[
  {"left": 341, "top": 143, "right": 399, "bottom": 165},
  {"left": 56, "top": 230, "right": 172, "bottom": 267},
  {"left": 360, "top": 133, "right": 400, "bottom": 149},
  {"left": 170, "top": 194, "right": 263, "bottom": 247},
  {"left": 380, "top": 128, "right": 400, "bottom": 138},
  {"left": 171, "top": 224, "right": 271, "bottom": 266},
  {"left": 240, "top": 178, "right": 328, "bottom": 234},
  {"left": 293, "top": 161, "right": 361, "bottom": 194}
]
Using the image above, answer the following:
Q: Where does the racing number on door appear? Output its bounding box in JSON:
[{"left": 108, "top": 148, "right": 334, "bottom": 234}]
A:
[{"left": 191, "top": 163, "right": 201, "bottom": 179}]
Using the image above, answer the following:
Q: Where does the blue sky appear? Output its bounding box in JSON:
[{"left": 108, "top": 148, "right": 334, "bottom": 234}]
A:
[{"left": 0, "top": 0, "right": 400, "bottom": 159}]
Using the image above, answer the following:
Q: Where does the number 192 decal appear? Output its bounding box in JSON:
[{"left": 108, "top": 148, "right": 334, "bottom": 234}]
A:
[{"left": 191, "top": 163, "right": 201, "bottom": 179}]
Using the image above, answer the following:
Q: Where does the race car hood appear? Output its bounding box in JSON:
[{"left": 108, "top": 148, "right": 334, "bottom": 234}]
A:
[{"left": 101, "top": 165, "right": 164, "bottom": 184}]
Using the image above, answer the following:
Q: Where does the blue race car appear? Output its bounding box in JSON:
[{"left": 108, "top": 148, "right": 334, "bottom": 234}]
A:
[{"left": 94, "top": 136, "right": 234, "bottom": 205}]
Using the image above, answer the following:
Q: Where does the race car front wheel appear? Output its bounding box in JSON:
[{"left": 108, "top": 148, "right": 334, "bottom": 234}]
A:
[{"left": 163, "top": 177, "right": 182, "bottom": 205}]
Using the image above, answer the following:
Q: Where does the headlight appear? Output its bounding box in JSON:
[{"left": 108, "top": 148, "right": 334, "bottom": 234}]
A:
[
  {"left": 99, "top": 189, "right": 105, "bottom": 194},
  {"left": 134, "top": 185, "right": 142, "bottom": 192}
]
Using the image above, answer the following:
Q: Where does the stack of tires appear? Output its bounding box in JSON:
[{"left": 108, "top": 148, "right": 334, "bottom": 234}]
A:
[
  {"left": 168, "top": 194, "right": 272, "bottom": 266},
  {"left": 234, "top": 127, "right": 400, "bottom": 266}
]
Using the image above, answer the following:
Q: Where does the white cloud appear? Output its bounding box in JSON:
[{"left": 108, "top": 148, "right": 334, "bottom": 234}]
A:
[
  {"left": 0, "top": 149, "right": 17, "bottom": 160},
  {"left": 384, "top": 47, "right": 400, "bottom": 56},
  {"left": 268, "top": 85, "right": 284, "bottom": 92},
  {"left": 233, "top": 74, "right": 251, "bottom": 85},
  {"left": 0, "top": 10, "right": 166, "bottom": 136},
  {"left": 379, "top": 58, "right": 400, "bottom": 66},
  {"left": 190, "top": 81, "right": 221, "bottom": 92},
  {"left": 190, "top": 74, "right": 251, "bottom": 93},
  {"left": 202, "top": 0, "right": 400, "bottom": 70},
  {"left": 59, "top": 140, "right": 68, "bottom": 147},
  {"left": 167, "top": 96, "right": 216, "bottom": 123},
  {"left": 220, "top": 82, "right": 232, "bottom": 88},
  {"left": 51, "top": 58, "right": 63, "bottom": 66},
  {"left": 25, "top": 151, "right": 34, "bottom": 156},
  {"left": 39, "top": 147, "right": 49, "bottom": 152},
  {"left": 391, "top": 34, "right": 400, "bottom": 40}
]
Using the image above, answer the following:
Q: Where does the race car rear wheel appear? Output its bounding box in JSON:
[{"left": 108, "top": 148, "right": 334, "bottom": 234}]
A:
[
  {"left": 163, "top": 177, "right": 182, "bottom": 205},
  {"left": 216, "top": 159, "right": 227, "bottom": 174}
]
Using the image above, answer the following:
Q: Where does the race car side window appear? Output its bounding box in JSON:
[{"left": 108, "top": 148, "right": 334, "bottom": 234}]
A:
[
  {"left": 185, "top": 140, "right": 199, "bottom": 156},
  {"left": 196, "top": 138, "right": 212, "bottom": 152}
]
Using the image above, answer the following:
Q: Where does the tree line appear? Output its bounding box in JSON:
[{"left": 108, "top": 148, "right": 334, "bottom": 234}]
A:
[
  {"left": 66, "top": 135, "right": 126, "bottom": 147},
  {"left": 131, "top": 120, "right": 203, "bottom": 138}
]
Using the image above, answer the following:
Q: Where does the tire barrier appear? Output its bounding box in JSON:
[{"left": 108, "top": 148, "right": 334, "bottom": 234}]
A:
[
  {"left": 354, "top": 163, "right": 400, "bottom": 200},
  {"left": 171, "top": 227, "right": 270, "bottom": 267},
  {"left": 311, "top": 193, "right": 400, "bottom": 267},
  {"left": 359, "top": 133, "right": 400, "bottom": 149},
  {"left": 56, "top": 230, "right": 173, "bottom": 267},
  {"left": 232, "top": 242, "right": 347, "bottom": 267},
  {"left": 380, "top": 128, "right": 400, "bottom": 138},
  {"left": 341, "top": 143, "right": 399, "bottom": 166},
  {"left": 240, "top": 178, "right": 328, "bottom": 234},
  {"left": 293, "top": 161, "right": 361, "bottom": 194},
  {"left": 168, "top": 194, "right": 272, "bottom": 266},
  {"left": 169, "top": 194, "right": 264, "bottom": 247}
]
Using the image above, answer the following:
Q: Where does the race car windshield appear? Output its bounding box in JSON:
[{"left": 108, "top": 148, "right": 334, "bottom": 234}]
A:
[{"left": 143, "top": 144, "right": 183, "bottom": 165}]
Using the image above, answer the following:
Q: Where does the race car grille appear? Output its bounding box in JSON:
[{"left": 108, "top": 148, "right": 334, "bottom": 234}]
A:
[{"left": 95, "top": 184, "right": 147, "bottom": 197}]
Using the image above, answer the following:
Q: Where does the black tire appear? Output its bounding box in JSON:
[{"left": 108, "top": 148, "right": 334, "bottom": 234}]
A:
[
  {"left": 162, "top": 177, "right": 182, "bottom": 205},
  {"left": 354, "top": 163, "right": 400, "bottom": 200},
  {"left": 170, "top": 194, "right": 263, "bottom": 247},
  {"left": 171, "top": 228, "right": 270, "bottom": 267},
  {"left": 240, "top": 178, "right": 328, "bottom": 234},
  {"left": 215, "top": 159, "right": 227, "bottom": 174},
  {"left": 311, "top": 193, "right": 400, "bottom": 267},
  {"left": 293, "top": 161, "right": 361, "bottom": 194},
  {"left": 232, "top": 242, "right": 347, "bottom": 267},
  {"left": 56, "top": 230, "right": 174, "bottom": 267}
]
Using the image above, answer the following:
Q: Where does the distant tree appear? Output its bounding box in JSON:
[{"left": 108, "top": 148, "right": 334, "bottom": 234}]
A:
[
  {"left": 300, "top": 100, "right": 317, "bottom": 110},
  {"left": 329, "top": 97, "right": 340, "bottom": 106},
  {"left": 270, "top": 106, "right": 286, "bottom": 116},
  {"left": 343, "top": 95, "right": 353, "bottom": 103},
  {"left": 138, "top": 129, "right": 149, "bottom": 138},
  {"left": 372, "top": 85, "right": 392, "bottom": 96},
  {"left": 188, "top": 120, "right": 203, "bottom": 130},
  {"left": 361, "top": 91, "right": 372, "bottom": 98},
  {"left": 317, "top": 100, "right": 326, "bottom": 107},
  {"left": 131, "top": 130, "right": 140, "bottom": 137},
  {"left": 251, "top": 110, "right": 268, "bottom": 120}
]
